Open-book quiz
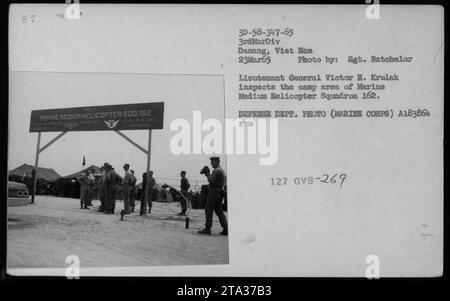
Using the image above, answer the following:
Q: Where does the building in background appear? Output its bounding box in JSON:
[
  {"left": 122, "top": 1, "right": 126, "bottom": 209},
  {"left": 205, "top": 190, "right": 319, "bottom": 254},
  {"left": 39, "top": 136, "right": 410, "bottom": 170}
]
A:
[
  {"left": 8, "top": 163, "right": 61, "bottom": 195},
  {"left": 57, "top": 165, "right": 120, "bottom": 199}
]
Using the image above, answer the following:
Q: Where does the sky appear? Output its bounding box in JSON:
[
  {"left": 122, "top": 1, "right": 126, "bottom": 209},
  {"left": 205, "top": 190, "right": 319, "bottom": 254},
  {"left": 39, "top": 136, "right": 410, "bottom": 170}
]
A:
[{"left": 8, "top": 71, "right": 226, "bottom": 189}]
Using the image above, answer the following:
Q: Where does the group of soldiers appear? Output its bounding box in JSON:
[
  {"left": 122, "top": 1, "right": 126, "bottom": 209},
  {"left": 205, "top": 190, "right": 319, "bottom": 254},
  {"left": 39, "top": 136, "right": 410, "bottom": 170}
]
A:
[
  {"left": 79, "top": 162, "right": 158, "bottom": 216},
  {"left": 98, "top": 163, "right": 137, "bottom": 215},
  {"left": 79, "top": 163, "right": 134, "bottom": 214},
  {"left": 78, "top": 156, "right": 228, "bottom": 236}
]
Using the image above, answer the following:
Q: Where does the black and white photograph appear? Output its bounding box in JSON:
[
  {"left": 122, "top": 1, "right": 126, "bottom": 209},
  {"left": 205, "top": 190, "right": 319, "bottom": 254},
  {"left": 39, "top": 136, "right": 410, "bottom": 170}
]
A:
[
  {"left": 7, "top": 72, "right": 229, "bottom": 269},
  {"left": 2, "top": 1, "right": 446, "bottom": 290}
]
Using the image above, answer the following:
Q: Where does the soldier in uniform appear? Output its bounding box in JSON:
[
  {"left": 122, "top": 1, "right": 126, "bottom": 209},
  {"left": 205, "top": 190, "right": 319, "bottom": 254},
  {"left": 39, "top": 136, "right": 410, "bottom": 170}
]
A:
[
  {"left": 104, "top": 164, "right": 116, "bottom": 214},
  {"left": 111, "top": 167, "right": 121, "bottom": 214},
  {"left": 178, "top": 171, "right": 190, "bottom": 216},
  {"left": 79, "top": 170, "right": 90, "bottom": 209},
  {"left": 198, "top": 157, "right": 228, "bottom": 235},
  {"left": 121, "top": 163, "right": 132, "bottom": 215},
  {"left": 98, "top": 165, "right": 107, "bottom": 212},
  {"left": 130, "top": 170, "right": 137, "bottom": 213},
  {"left": 147, "top": 170, "right": 156, "bottom": 214},
  {"left": 139, "top": 172, "right": 148, "bottom": 216},
  {"left": 139, "top": 171, "right": 156, "bottom": 215},
  {"left": 86, "top": 168, "right": 95, "bottom": 207}
]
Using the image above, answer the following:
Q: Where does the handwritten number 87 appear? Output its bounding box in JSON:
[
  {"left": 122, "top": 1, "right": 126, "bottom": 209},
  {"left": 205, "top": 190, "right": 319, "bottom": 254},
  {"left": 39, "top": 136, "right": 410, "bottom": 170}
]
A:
[{"left": 22, "top": 15, "right": 36, "bottom": 23}]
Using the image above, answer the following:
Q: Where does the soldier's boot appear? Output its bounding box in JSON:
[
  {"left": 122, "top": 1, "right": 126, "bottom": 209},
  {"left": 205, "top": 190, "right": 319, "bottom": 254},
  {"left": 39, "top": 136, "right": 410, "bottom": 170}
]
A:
[
  {"left": 220, "top": 227, "right": 228, "bottom": 236},
  {"left": 120, "top": 210, "right": 125, "bottom": 221},
  {"left": 198, "top": 228, "right": 211, "bottom": 235},
  {"left": 177, "top": 211, "right": 186, "bottom": 216}
]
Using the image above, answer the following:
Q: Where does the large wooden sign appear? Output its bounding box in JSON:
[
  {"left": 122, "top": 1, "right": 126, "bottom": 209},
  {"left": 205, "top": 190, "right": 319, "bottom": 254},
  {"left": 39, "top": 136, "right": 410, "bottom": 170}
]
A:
[{"left": 30, "top": 102, "right": 164, "bottom": 132}]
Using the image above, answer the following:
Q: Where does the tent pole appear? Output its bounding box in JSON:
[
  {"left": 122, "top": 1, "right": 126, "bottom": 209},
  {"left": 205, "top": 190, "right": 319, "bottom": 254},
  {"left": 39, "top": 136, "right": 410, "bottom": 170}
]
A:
[{"left": 32, "top": 132, "right": 41, "bottom": 204}]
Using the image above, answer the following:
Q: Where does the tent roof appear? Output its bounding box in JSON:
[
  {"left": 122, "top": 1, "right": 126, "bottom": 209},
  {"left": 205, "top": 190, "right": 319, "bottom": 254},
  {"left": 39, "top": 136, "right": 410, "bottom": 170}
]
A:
[
  {"left": 63, "top": 165, "right": 123, "bottom": 181},
  {"left": 9, "top": 163, "right": 61, "bottom": 182},
  {"left": 63, "top": 165, "right": 103, "bottom": 179}
]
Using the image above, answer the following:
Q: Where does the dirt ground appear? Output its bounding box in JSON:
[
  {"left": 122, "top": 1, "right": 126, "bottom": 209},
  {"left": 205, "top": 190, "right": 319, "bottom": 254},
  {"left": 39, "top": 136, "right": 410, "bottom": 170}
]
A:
[{"left": 7, "top": 196, "right": 228, "bottom": 269}]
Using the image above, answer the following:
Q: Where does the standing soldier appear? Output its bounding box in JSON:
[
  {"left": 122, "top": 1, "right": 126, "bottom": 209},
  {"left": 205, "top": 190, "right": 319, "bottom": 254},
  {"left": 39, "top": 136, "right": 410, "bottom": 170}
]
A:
[
  {"left": 104, "top": 164, "right": 115, "bottom": 214},
  {"left": 178, "top": 171, "right": 190, "bottom": 216},
  {"left": 120, "top": 164, "right": 132, "bottom": 219},
  {"left": 198, "top": 157, "right": 228, "bottom": 235},
  {"left": 139, "top": 172, "right": 147, "bottom": 216},
  {"left": 86, "top": 168, "right": 95, "bottom": 207},
  {"left": 146, "top": 171, "right": 156, "bottom": 214},
  {"left": 79, "top": 170, "right": 90, "bottom": 209},
  {"left": 111, "top": 167, "right": 121, "bottom": 214},
  {"left": 98, "top": 164, "right": 107, "bottom": 212},
  {"left": 130, "top": 170, "right": 137, "bottom": 213}
]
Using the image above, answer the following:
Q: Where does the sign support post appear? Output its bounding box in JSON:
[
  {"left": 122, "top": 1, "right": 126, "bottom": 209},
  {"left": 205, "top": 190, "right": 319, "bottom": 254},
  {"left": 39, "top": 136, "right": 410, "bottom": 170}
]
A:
[
  {"left": 32, "top": 132, "right": 41, "bottom": 204},
  {"left": 143, "top": 129, "right": 152, "bottom": 213},
  {"left": 147, "top": 129, "right": 152, "bottom": 175},
  {"left": 31, "top": 131, "right": 68, "bottom": 204}
]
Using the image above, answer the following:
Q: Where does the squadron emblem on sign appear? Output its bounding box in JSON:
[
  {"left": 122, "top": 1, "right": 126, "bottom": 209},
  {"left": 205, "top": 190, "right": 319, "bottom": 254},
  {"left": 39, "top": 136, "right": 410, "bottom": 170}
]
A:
[{"left": 104, "top": 120, "right": 119, "bottom": 129}]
